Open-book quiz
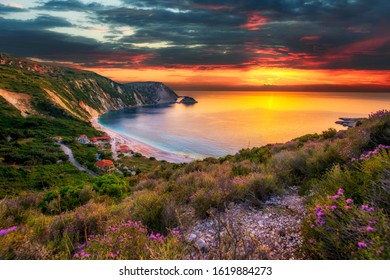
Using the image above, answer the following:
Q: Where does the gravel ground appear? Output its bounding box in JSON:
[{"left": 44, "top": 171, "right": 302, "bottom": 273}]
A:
[{"left": 185, "top": 187, "right": 306, "bottom": 259}]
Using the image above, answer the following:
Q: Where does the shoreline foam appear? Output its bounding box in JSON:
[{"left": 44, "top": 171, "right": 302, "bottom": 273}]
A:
[{"left": 90, "top": 117, "right": 194, "bottom": 163}]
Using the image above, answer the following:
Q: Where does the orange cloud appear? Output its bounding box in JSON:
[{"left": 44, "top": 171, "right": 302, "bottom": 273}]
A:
[
  {"left": 85, "top": 66, "right": 390, "bottom": 91},
  {"left": 241, "top": 12, "right": 267, "bottom": 31}
]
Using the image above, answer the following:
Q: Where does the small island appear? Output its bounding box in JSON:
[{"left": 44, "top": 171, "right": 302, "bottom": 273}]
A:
[{"left": 178, "top": 96, "right": 198, "bottom": 104}]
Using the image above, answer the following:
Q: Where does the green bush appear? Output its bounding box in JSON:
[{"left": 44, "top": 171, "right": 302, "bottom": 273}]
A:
[
  {"left": 246, "top": 173, "right": 279, "bottom": 202},
  {"left": 322, "top": 128, "right": 337, "bottom": 139},
  {"left": 131, "top": 189, "right": 166, "bottom": 232},
  {"left": 40, "top": 185, "right": 95, "bottom": 214},
  {"left": 93, "top": 174, "right": 130, "bottom": 198}
]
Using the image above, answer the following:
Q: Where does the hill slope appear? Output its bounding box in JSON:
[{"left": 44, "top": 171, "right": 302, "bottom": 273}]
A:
[{"left": 0, "top": 53, "right": 178, "bottom": 120}]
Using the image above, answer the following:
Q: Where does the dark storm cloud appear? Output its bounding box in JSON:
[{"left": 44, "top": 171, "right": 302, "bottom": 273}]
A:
[
  {"left": 98, "top": 6, "right": 244, "bottom": 28},
  {"left": 0, "top": 16, "right": 109, "bottom": 60},
  {"left": 1, "top": 0, "right": 389, "bottom": 70},
  {"left": 0, "top": 15, "right": 73, "bottom": 30},
  {"left": 34, "top": 0, "right": 104, "bottom": 11},
  {"left": 0, "top": 16, "right": 156, "bottom": 68}
]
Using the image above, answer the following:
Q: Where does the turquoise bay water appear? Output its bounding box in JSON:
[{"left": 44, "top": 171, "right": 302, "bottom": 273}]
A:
[{"left": 99, "top": 91, "right": 390, "bottom": 159}]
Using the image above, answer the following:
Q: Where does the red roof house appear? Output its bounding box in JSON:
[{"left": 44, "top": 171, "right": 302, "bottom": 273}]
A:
[
  {"left": 116, "top": 145, "right": 131, "bottom": 153},
  {"left": 97, "top": 135, "right": 111, "bottom": 141},
  {"left": 95, "top": 159, "right": 115, "bottom": 171},
  {"left": 90, "top": 135, "right": 111, "bottom": 143}
]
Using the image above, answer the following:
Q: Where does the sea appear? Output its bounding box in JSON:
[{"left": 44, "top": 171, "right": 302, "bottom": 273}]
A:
[{"left": 98, "top": 91, "right": 390, "bottom": 160}]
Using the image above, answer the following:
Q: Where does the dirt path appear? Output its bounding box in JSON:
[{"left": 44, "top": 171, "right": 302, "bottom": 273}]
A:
[{"left": 59, "top": 144, "right": 98, "bottom": 177}]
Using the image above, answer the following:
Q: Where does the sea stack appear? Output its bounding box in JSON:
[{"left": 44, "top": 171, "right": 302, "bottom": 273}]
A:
[{"left": 179, "top": 96, "right": 198, "bottom": 104}]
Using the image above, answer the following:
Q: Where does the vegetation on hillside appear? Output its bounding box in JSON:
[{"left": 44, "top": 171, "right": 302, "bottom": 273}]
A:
[
  {"left": 1, "top": 104, "right": 389, "bottom": 259},
  {"left": 1, "top": 53, "right": 178, "bottom": 121}
]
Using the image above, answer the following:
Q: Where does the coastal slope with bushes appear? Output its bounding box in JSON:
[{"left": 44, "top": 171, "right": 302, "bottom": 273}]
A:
[
  {"left": 0, "top": 54, "right": 389, "bottom": 260},
  {"left": 0, "top": 52, "right": 178, "bottom": 120}
]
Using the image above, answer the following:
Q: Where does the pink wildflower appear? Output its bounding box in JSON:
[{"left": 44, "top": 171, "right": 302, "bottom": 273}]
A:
[
  {"left": 317, "top": 210, "right": 325, "bottom": 218},
  {"left": 358, "top": 242, "right": 367, "bottom": 248},
  {"left": 366, "top": 226, "right": 375, "bottom": 232},
  {"left": 345, "top": 198, "right": 353, "bottom": 204},
  {"left": 337, "top": 188, "right": 344, "bottom": 195},
  {"left": 0, "top": 226, "right": 17, "bottom": 236}
]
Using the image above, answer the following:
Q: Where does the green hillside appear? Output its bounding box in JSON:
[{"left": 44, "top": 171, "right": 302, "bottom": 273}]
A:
[{"left": 0, "top": 53, "right": 178, "bottom": 120}]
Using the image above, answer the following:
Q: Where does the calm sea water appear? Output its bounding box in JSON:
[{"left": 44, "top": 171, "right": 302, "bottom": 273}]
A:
[{"left": 99, "top": 91, "right": 390, "bottom": 159}]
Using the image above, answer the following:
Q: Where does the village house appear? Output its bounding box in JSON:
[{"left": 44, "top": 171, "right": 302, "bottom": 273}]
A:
[
  {"left": 78, "top": 134, "right": 89, "bottom": 144},
  {"left": 90, "top": 135, "right": 111, "bottom": 143},
  {"left": 54, "top": 136, "right": 62, "bottom": 143},
  {"left": 95, "top": 159, "right": 115, "bottom": 172},
  {"left": 116, "top": 144, "right": 133, "bottom": 154}
]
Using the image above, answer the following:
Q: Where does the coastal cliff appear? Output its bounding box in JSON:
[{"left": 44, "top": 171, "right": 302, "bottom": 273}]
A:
[{"left": 0, "top": 53, "right": 179, "bottom": 120}]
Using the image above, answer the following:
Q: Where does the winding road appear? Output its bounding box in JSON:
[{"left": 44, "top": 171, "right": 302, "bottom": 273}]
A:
[{"left": 59, "top": 143, "right": 98, "bottom": 177}]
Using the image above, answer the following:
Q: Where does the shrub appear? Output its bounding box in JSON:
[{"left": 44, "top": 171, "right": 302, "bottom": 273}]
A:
[
  {"left": 93, "top": 174, "right": 130, "bottom": 198},
  {"left": 40, "top": 185, "right": 95, "bottom": 214},
  {"left": 245, "top": 173, "right": 279, "bottom": 203},
  {"left": 0, "top": 225, "right": 51, "bottom": 259},
  {"left": 131, "top": 189, "right": 167, "bottom": 232},
  {"left": 312, "top": 147, "right": 390, "bottom": 206},
  {"left": 45, "top": 201, "right": 115, "bottom": 257},
  {"left": 234, "top": 145, "right": 272, "bottom": 163},
  {"left": 72, "top": 220, "right": 186, "bottom": 260},
  {"left": 184, "top": 160, "right": 208, "bottom": 173},
  {"left": 322, "top": 128, "right": 337, "bottom": 139},
  {"left": 232, "top": 160, "right": 252, "bottom": 176},
  {"left": 302, "top": 188, "right": 389, "bottom": 259}
]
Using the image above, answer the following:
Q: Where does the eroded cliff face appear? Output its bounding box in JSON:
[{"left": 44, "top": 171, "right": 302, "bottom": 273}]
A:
[{"left": 0, "top": 53, "right": 178, "bottom": 119}]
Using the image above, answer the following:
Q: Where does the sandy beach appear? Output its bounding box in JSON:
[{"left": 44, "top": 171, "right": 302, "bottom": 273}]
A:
[{"left": 90, "top": 117, "right": 194, "bottom": 163}]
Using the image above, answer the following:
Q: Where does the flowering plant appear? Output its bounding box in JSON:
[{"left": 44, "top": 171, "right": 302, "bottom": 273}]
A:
[{"left": 303, "top": 188, "right": 388, "bottom": 259}]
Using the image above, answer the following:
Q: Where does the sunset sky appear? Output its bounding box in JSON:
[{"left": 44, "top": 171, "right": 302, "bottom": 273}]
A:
[{"left": 0, "top": 0, "right": 389, "bottom": 90}]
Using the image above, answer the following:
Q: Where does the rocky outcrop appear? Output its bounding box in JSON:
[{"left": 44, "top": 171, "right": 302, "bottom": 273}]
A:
[
  {"left": 336, "top": 117, "right": 366, "bottom": 128},
  {"left": 179, "top": 96, "right": 198, "bottom": 104},
  {"left": 0, "top": 89, "right": 36, "bottom": 117}
]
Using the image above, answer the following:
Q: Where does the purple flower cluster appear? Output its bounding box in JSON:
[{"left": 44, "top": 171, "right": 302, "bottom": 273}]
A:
[
  {"left": 171, "top": 229, "right": 180, "bottom": 235},
  {"left": 368, "top": 109, "right": 390, "bottom": 119},
  {"left": 361, "top": 205, "right": 375, "bottom": 212},
  {"left": 314, "top": 206, "right": 326, "bottom": 226},
  {"left": 351, "top": 144, "right": 390, "bottom": 162},
  {"left": 0, "top": 226, "right": 17, "bottom": 237},
  {"left": 74, "top": 250, "right": 90, "bottom": 259},
  {"left": 358, "top": 242, "right": 367, "bottom": 248},
  {"left": 149, "top": 233, "right": 164, "bottom": 242},
  {"left": 306, "top": 187, "right": 386, "bottom": 256},
  {"left": 109, "top": 250, "right": 120, "bottom": 258}
]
